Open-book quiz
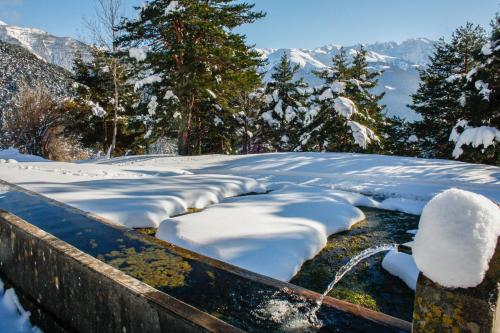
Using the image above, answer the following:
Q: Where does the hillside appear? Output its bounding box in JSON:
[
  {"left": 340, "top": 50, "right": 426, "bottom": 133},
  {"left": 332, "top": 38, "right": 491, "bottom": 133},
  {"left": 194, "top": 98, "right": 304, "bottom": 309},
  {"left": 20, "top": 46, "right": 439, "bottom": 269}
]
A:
[
  {"left": 0, "top": 20, "right": 91, "bottom": 72},
  {"left": 0, "top": 41, "right": 74, "bottom": 115}
]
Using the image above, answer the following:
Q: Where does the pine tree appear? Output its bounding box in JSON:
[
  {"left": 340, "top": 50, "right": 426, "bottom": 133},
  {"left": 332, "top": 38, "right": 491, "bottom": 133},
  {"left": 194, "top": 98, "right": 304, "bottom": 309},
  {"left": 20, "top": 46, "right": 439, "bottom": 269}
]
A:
[
  {"left": 119, "top": 0, "right": 264, "bottom": 155},
  {"left": 299, "top": 47, "right": 384, "bottom": 152},
  {"left": 410, "top": 23, "right": 487, "bottom": 158},
  {"left": 449, "top": 16, "right": 500, "bottom": 165},
  {"left": 68, "top": 48, "right": 141, "bottom": 156},
  {"left": 259, "top": 53, "right": 310, "bottom": 151},
  {"left": 381, "top": 116, "right": 420, "bottom": 157}
]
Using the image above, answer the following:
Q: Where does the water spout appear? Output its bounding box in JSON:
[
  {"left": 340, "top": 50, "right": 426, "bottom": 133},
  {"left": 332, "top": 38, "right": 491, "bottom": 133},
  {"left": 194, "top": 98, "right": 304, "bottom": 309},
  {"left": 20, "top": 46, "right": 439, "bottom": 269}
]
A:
[{"left": 315, "top": 244, "right": 398, "bottom": 311}]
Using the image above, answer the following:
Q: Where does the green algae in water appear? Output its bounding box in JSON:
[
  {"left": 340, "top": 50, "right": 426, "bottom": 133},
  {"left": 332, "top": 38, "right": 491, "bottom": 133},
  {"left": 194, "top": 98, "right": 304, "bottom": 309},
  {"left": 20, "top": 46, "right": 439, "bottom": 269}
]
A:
[
  {"left": 291, "top": 208, "right": 419, "bottom": 321},
  {"left": 101, "top": 247, "right": 192, "bottom": 288}
]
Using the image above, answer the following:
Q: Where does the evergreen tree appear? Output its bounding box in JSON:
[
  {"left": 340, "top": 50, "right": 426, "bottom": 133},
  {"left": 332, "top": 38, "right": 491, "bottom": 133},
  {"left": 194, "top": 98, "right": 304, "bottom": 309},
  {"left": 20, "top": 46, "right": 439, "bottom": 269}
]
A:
[
  {"left": 299, "top": 47, "right": 384, "bottom": 152},
  {"left": 259, "top": 53, "right": 310, "bottom": 151},
  {"left": 119, "top": 0, "right": 264, "bottom": 155},
  {"left": 410, "top": 23, "right": 487, "bottom": 158},
  {"left": 449, "top": 16, "right": 500, "bottom": 165},
  {"left": 381, "top": 116, "right": 420, "bottom": 157},
  {"left": 69, "top": 48, "right": 141, "bottom": 156}
]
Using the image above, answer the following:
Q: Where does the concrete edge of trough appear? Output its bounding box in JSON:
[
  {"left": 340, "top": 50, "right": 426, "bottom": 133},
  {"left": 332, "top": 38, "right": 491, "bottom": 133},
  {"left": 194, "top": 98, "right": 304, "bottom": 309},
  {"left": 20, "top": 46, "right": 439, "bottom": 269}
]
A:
[{"left": 0, "top": 209, "right": 245, "bottom": 333}]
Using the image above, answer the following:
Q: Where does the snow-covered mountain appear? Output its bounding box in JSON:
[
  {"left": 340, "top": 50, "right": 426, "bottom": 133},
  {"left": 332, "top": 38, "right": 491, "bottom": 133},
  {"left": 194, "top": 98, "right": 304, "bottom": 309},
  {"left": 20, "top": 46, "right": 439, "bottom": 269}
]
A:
[
  {"left": 0, "top": 20, "right": 91, "bottom": 72},
  {"left": 0, "top": 19, "right": 435, "bottom": 121},
  {"left": 258, "top": 38, "right": 436, "bottom": 121},
  {"left": 0, "top": 41, "right": 74, "bottom": 118}
]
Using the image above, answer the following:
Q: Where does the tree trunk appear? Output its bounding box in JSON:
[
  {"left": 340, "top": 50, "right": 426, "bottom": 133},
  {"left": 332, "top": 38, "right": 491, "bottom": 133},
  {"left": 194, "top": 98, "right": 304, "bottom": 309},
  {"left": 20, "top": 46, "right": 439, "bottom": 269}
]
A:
[{"left": 111, "top": 60, "right": 119, "bottom": 157}]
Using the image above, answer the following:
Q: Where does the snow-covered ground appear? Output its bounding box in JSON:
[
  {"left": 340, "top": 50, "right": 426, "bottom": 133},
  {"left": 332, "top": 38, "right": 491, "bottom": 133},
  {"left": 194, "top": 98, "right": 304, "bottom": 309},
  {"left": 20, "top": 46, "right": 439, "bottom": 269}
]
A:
[
  {"left": 1, "top": 150, "right": 499, "bottom": 282},
  {"left": 0, "top": 279, "right": 41, "bottom": 333}
]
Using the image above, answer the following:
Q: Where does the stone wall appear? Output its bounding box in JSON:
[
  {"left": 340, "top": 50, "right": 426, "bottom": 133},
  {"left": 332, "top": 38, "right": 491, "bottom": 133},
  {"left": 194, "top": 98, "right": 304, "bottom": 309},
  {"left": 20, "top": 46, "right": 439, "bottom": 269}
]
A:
[{"left": 0, "top": 210, "right": 243, "bottom": 333}]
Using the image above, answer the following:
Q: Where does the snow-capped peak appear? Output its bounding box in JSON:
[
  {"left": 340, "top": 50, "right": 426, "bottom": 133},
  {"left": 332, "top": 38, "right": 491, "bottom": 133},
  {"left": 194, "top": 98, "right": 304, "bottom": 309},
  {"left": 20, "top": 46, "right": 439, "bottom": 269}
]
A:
[{"left": 0, "top": 21, "right": 91, "bottom": 72}]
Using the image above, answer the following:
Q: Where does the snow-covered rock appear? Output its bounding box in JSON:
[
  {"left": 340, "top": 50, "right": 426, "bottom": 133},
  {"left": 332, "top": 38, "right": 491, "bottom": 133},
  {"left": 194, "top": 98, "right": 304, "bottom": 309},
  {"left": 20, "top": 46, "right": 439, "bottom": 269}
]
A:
[
  {"left": 413, "top": 189, "right": 500, "bottom": 288},
  {"left": 382, "top": 251, "right": 419, "bottom": 290}
]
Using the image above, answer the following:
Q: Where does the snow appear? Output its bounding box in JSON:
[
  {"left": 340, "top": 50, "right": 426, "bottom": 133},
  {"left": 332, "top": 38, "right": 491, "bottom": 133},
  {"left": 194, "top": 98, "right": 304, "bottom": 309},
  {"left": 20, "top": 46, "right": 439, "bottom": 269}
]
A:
[
  {"left": 407, "top": 135, "right": 418, "bottom": 143},
  {"left": 481, "top": 42, "right": 493, "bottom": 56},
  {"left": 147, "top": 96, "right": 158, "bottom": 115},
  {"left": 164, "top": 90, "right": 177, "bottom": 101},
  {"left": 449, "top": 119, "right": 468, "bottom": 143},
  {"left": 1, "top": 151, "right": 499, "bottom": 282},
  {"left": 213, "top": 116, "right": 224, "bottom": 126},
  {"left": 274, "top": 100, "right": 284, "bottom": 117},
  {"left": 475, "top": 80, "right": 491, "bottom": 101},
  {"left": 0, "top": 161, "right": 265, "bottom": 228},
  {"left": 165, "top": 1, "right": 185, "bottom": 15},
  {"left": 87, "top": 101, "right": 106, "bottom": 118},
  {"left": 382, "top": 251, "right": 419, "bottom": 290},
  {"left": 134, "top": 74, "right": 162, "bottom": 91},
  {"left": 347, "top": 121, "right": 379, "bottom": 149},
  {"left": 129, "top": 47, "right": 148, "bottom": 62},
  {"left": 284, "top": 106, "right": 296, "bottom": 122},
  {"left": 333, "top": 97, "right": 357, "bottom": 118},
  {"left": 378, "top": 197, "right": 426, "bottom": 215},
  {"left": 413, "top": 189, "right": 500, "bottom": 288},
  {"left": 330, "top": 82, "right": 346, "bottom": 94},
  {"left": 445, "top": 74, "right": 462, "bottom": 83},
  {"left": 0, "top": 149, "right": 47, "bottom": 162},
  {"left": 318, "top": 88, "right": 333, "bottom": 101},
  {"left": 91, "top": 152, "right": 500, "bottom": 205},
  {"left": 451, "top": 126, "right": 500, "bottom": 159},
  {"left": 0, "top": 279, "right": 42, "bottom": 333},
  {"left": 261, "top": 110, "right": 279, "bottom": 126},
  {"left": 156, "top": 185, "right": 366, "bottom": 281}
]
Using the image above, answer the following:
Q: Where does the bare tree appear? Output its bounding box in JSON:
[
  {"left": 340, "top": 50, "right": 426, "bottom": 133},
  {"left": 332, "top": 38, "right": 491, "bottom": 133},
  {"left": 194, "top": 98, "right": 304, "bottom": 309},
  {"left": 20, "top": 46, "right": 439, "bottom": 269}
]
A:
[
  {"left": 87, "top": 0, "right": 123, "bottom": 157},
  {"left": 2, "top": 86, "right": 65, "bottom": 157}
]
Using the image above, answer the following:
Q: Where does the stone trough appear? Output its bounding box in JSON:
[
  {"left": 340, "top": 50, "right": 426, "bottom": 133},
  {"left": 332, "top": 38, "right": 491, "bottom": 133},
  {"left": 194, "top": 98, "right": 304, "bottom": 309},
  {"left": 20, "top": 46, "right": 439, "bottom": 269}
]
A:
[{"left": 0, "top": 180, "right": 498, "bottom": 332}]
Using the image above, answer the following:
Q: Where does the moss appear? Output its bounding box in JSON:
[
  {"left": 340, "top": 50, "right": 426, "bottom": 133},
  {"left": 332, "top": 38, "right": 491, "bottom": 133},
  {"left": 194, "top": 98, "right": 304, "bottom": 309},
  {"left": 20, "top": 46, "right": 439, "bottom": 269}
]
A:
[
  {"left": 291, "top": 207, "right": 419, "bottom": 321},
  {"left": 134, "top": 228, "right": 157, "bottom": 237},
  {"left": 102, "top": 247, "right": 192, "bottom": 288},
  {"left": 331, "top": 287, "right": 379, "bottom": 311}
]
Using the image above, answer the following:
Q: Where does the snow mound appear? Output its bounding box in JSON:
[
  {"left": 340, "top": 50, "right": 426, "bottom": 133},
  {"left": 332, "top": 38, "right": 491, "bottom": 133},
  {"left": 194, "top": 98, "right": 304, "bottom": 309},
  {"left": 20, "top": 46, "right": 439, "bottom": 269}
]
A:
[
  {"left": 378, "top": 197, "right": 426, "bottom": 215},
  {"left": 156, "top": 185, "right": 366, "bottom": 281},
  {"left": 0, "top": 279, "right": 42, "bottom": 333},
  {"left": 0, "top": 149, "right": 47, "bottom": 163},
  {"left": 413, "top": 189, "right": 500, "bottom": 288},
  {"left": 382, "top": 250, "right": 419, "bottom": 290}
]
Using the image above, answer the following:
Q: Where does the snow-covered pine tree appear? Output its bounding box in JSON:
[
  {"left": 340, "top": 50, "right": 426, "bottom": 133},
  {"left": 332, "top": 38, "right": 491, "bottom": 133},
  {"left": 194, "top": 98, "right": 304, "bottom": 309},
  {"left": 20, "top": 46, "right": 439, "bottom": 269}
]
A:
[
  {"left": 119, "top": 0, "right": 264, "bottom": 155},
  {"left": 410, "top": 23, "right": 487, "bottom": 159},
  {"left": 381, "top": 116, "right": 420, "bottom": 157},
  {"left": 449, "top": 16, "right": 500, "bottom": 165},
  {"left": 231, "top": 88, "right": 265, "bottom": 154},
  {"left": 299, "top": 47, "right": 384, "bottom": 152},
  {"left": 69, "top": 48, "right": 141, "bottom": 156},
  {"left": 259, "top": 53, "right": 310, "bottom": 151}
]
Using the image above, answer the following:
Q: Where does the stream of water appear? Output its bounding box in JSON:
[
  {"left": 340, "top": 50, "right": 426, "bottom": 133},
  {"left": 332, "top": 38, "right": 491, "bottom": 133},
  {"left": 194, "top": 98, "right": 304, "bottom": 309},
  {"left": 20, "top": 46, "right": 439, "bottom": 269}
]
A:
[{"left": 254, "top": 244, "right": 400, "bottom": 332}]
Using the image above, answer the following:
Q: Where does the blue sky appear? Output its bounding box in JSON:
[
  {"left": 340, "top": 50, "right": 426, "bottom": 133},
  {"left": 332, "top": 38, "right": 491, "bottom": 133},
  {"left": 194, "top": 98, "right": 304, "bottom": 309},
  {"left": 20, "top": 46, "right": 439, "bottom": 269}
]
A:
[{"left": 0, "top": 0, "right": 498, "bottom": 48}]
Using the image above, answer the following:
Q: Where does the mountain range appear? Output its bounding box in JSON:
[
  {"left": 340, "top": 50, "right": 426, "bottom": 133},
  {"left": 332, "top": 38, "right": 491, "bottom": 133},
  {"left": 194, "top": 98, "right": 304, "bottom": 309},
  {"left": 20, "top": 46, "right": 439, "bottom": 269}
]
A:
[
  {"left": 257, "top": 38, "right": 436, "bottom": 121},
  {"left": 0, "top": 20, "right": 436, "bottom": 121},
  {"left": 0, "top": 20, "right": 90, "bottom": 72}
]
